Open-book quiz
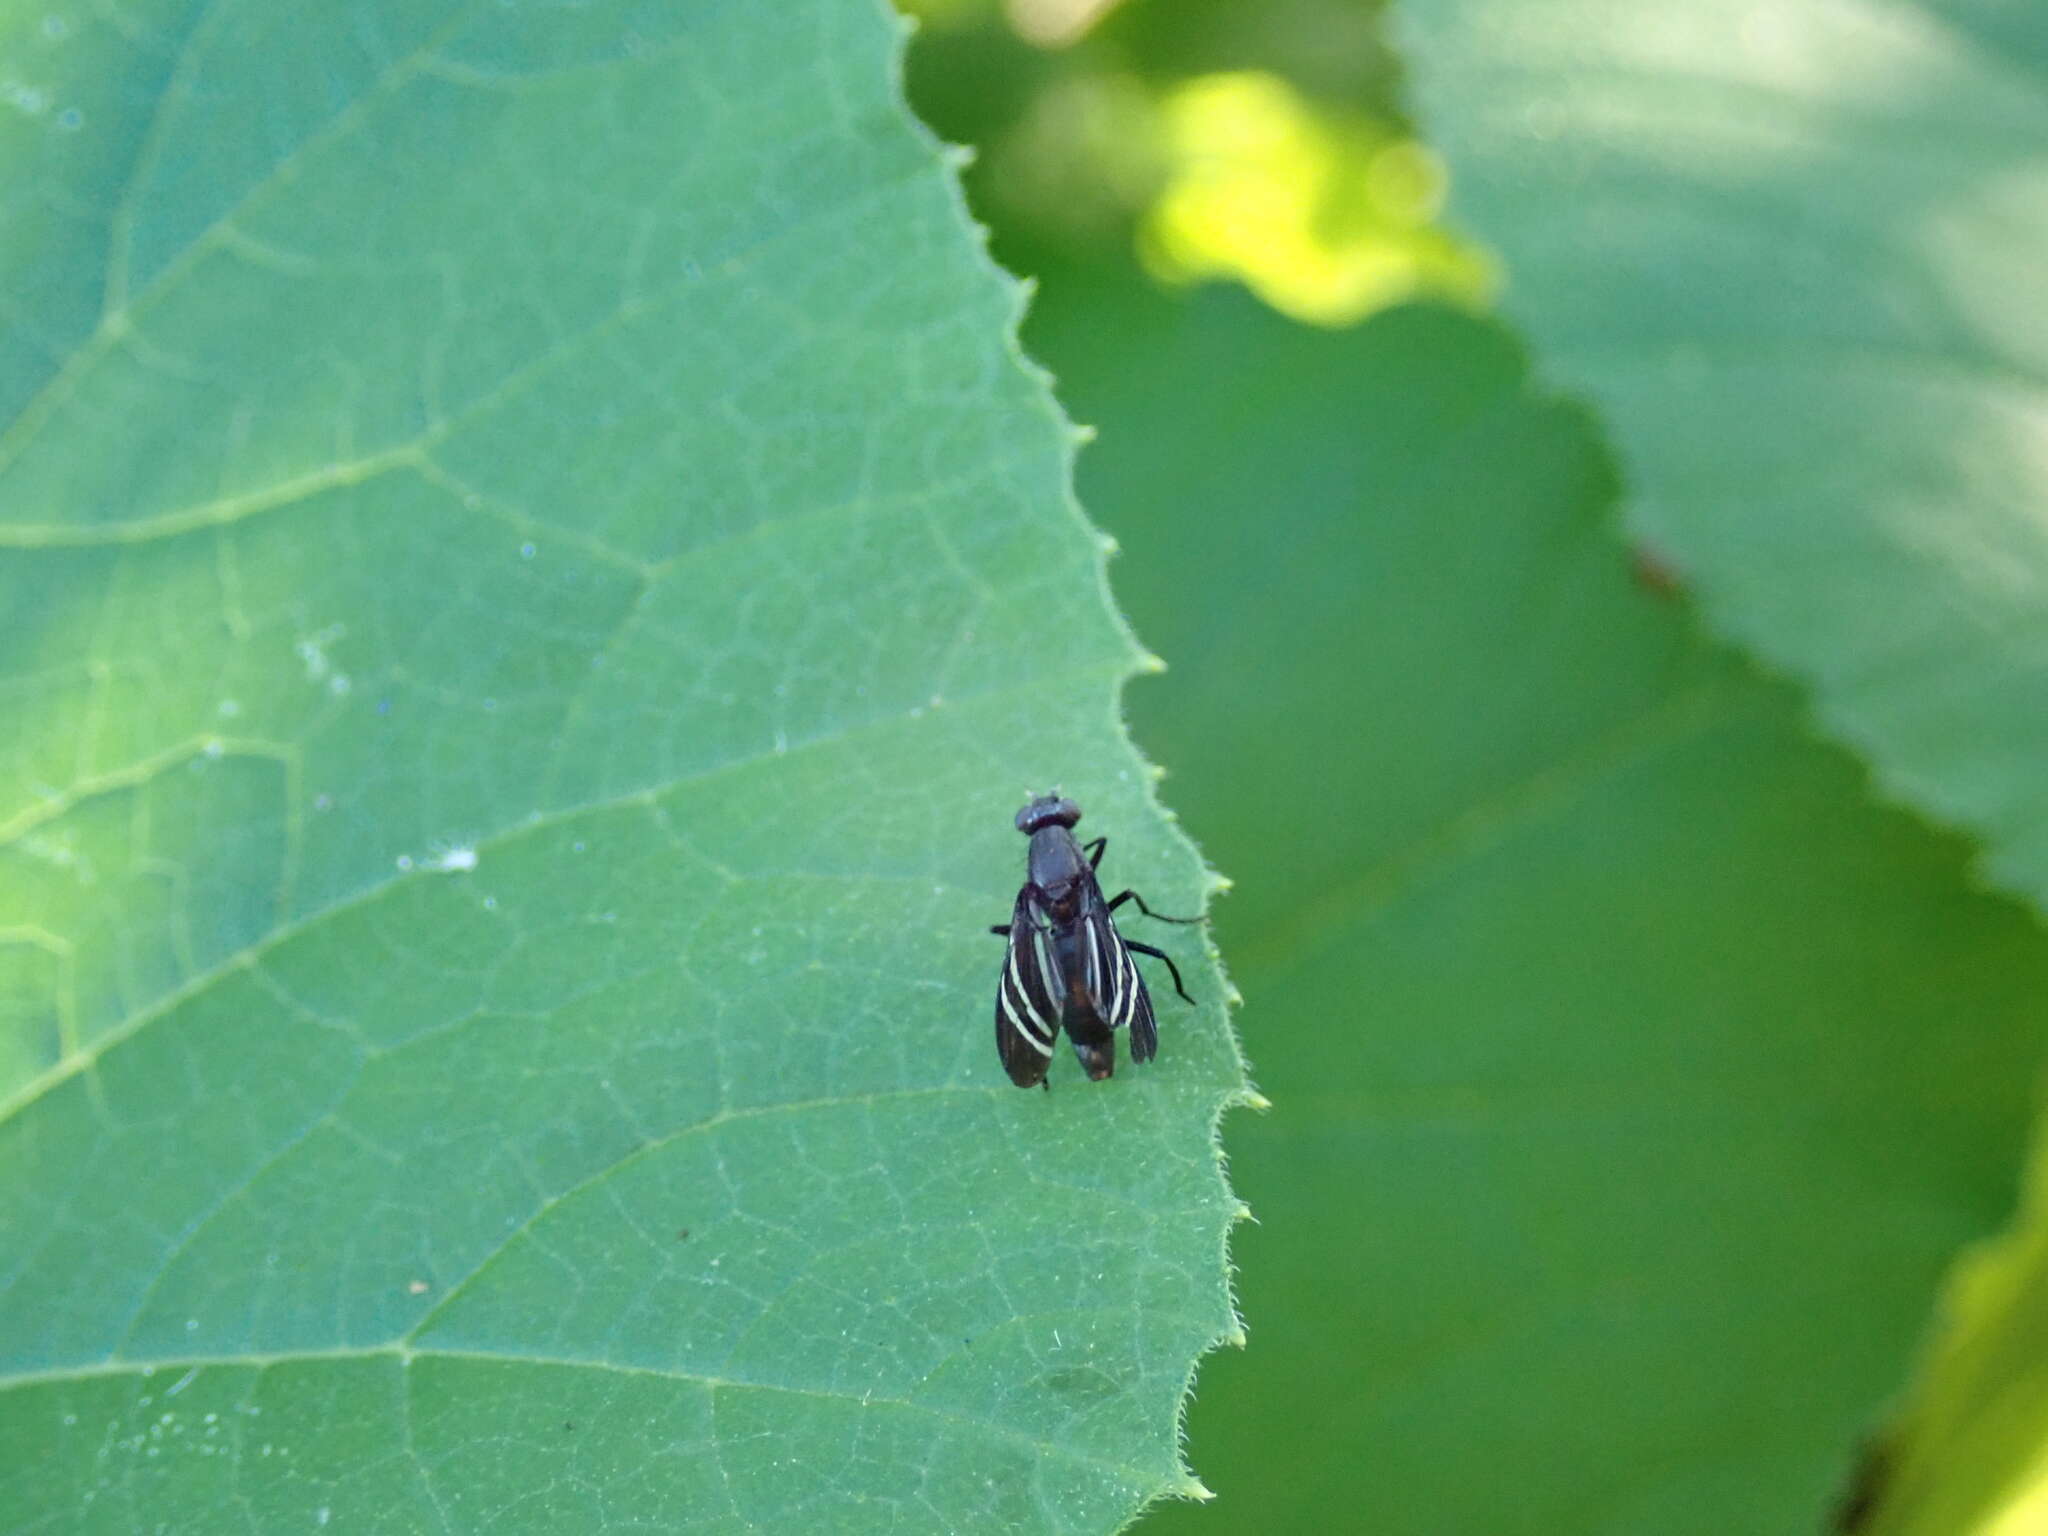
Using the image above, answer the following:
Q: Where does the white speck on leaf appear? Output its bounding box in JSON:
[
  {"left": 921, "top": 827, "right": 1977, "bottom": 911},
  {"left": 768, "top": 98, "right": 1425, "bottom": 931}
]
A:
[
  {"left": 2, "top": 80, "right": 49, "bottom": 115},
  {"left": 295, "top": 624, "right": 345, "bottom": 683}
]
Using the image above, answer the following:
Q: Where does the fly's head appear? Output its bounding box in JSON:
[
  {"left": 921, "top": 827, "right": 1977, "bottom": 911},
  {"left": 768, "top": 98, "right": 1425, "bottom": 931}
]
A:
[{"left": 1015, "top": 794, "right": 1082, "bottom": 835}]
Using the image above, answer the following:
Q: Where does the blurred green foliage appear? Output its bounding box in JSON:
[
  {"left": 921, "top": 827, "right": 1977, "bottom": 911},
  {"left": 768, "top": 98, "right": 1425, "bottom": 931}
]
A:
[
  {"left": 906, "top": 0, "right": 1483, "bottom": 321},
  {"left": 1403, "top": 0, "right": 2048, "bottom": 913},
  {"left": 907, "top": 2, "right": 2048, "bottom": 1532}
]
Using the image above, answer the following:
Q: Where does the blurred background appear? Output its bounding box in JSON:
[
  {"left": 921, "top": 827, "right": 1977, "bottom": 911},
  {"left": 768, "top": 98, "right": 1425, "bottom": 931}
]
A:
[
  {"left": 904, "top": 0, "right": 1484, "bottom": 327},
  {"left": 897, "top": 3, "right": 2048, "bottom": 1532}
]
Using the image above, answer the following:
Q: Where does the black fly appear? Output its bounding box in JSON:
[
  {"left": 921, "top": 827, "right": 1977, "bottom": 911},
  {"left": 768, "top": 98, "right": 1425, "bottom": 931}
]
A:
[{"left": 992, "top": 794, "right": 1200, "bottom": 1088}]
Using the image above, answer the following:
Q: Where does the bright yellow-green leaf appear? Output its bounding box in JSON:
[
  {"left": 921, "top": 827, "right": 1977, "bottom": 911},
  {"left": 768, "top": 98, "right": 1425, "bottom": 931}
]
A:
[
  {"left": 1856, "top": 1125, "right": 2048, "bottom": 1536},
  {"left": 1139, "top": 71, "right": 1489, "bottom": 324}
]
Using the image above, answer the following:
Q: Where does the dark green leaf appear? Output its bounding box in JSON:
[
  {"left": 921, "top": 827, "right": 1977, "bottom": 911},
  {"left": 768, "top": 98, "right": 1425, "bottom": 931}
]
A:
[{"left": 1022, "top": 271, "right": 2048, "bottom": 1534}]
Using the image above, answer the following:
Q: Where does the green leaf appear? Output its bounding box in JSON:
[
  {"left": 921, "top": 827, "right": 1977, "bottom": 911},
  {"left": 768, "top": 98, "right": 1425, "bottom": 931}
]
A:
[
  {"left": 1391, "top": 10, "right": 2048, "bottom": 1527},
  {"left": 0, "top": 3, "right": 1245, "bottom": 1530},
  {"left": 1396, "top": 0, "right": 2048, "bottom": 907},
  {"left": 1017, "top": 270, "right": 2048, "bottom": 1534}
]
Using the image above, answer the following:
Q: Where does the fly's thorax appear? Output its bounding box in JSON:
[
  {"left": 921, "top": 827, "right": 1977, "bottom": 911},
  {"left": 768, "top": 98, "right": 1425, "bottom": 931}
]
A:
[{"left": 1027, "top": 825, "right": 1088, "bottom": 917}]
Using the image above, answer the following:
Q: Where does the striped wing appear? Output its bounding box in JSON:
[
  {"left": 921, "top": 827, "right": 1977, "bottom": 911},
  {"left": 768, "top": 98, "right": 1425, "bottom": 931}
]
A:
[
  {"left": 995, "top": 887, "right": 1063, "bottom": 1087},
  {"left": 1077, "top": 890, "right": 1157, "bottom": 1065}
]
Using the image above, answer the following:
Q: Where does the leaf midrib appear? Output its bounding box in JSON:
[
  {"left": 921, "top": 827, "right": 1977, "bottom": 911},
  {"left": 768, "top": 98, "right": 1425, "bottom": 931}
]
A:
[
  {"left": 0, "top": 654, "right": 1132, "bottom": 1132},
  {"left": 0, "top": 1342, "right": 1158, "bottom": 1488}
]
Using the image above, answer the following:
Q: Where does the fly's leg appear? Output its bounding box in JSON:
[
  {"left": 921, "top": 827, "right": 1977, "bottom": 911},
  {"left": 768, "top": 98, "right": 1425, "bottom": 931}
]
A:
[
  {"left": 1103, "top": 889, "right": 1205, "bottom": 925},
  {"left": 1124, "top": 939, "right": 1196, "bottom": 1006}
]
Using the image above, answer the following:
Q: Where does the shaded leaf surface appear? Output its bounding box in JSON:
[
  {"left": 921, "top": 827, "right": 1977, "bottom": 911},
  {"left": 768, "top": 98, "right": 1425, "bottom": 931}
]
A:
[
  {"left": 0, "top": 3, "right": 1243, "bottom": 1531},
  {"left": 1395, "top": 10, "right": 2048, "bottom": 1527},
  {"left": 1398, "top": 0, "right": 2048, "bottom": 906},
  {"left": 1018, "top": 272, "right": 2048, "bottom": 1534}
]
